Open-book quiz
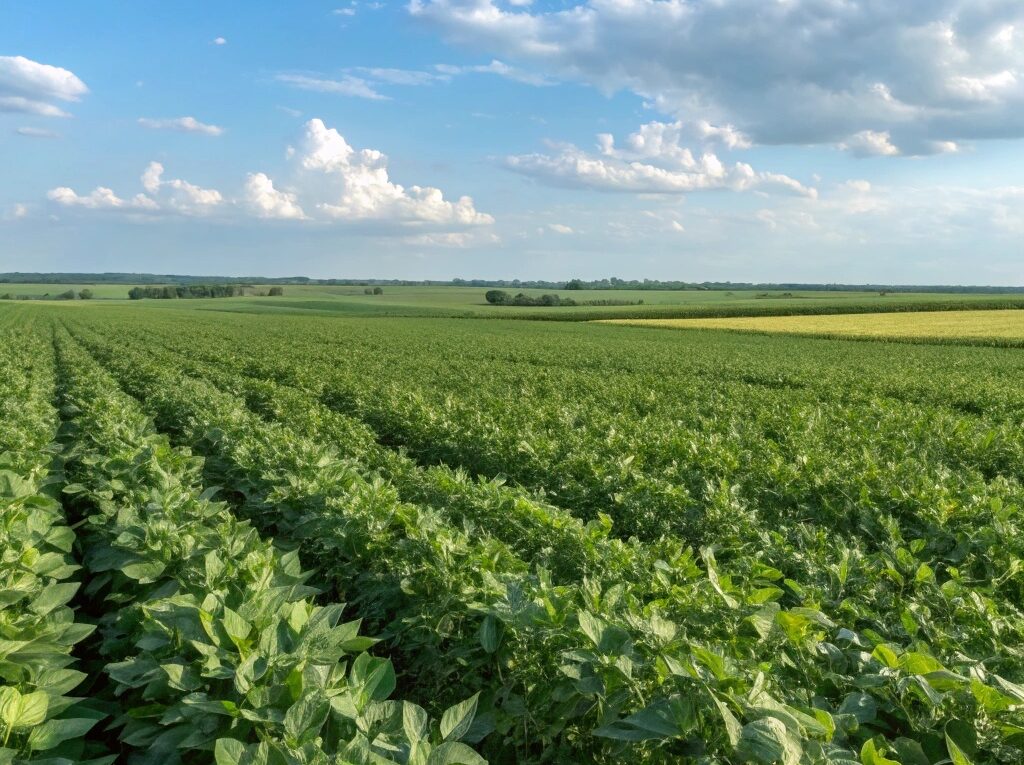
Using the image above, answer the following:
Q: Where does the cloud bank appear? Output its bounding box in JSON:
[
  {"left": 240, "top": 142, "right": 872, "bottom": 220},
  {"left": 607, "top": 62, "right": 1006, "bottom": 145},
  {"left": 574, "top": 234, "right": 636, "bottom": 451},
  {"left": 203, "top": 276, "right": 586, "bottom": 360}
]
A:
[{"left": 410, "top": 0, "right": 1024, "bottom": 154}]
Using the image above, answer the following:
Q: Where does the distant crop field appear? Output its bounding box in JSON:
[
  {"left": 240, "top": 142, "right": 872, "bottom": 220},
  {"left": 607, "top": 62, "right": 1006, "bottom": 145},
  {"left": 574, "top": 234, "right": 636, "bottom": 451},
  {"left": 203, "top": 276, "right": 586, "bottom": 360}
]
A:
[{"left": 601, "top": 308, "right": 1024, "bottom": 344}]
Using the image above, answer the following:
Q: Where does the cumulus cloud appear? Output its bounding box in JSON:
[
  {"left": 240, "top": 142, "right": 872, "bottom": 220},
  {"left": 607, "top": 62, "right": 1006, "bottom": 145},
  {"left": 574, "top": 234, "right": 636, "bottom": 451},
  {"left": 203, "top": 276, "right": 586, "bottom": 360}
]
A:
[
  {"left": 507, "top": 122, "right": 816, "bottom": 197},
  {"left": 48, "top": 163, "right": 221, "bottom": 217},
  {"left": 138, "top": 116, "right": 225, "bottom": 136},
  {"left": 47, "top": 186, "right": 158, "bottom": 211},
  {"left": 293, "top": 118, "right": 493, "bottom": 224},
  {"left": 44, "top": 118, "right": 491, "bottom": 234},
  {"left": 839, "top": 130, "right": 901, "bottom": 157},
  {"left": 213, "top": 36, "right": 227, "bottom": 45},
  {"left": 141, "top": 161, "right": 224, "bottom": 213},
  {"left": 410, "top": 0, "right": 1024, "bottom": 153},
  {"left": 275, "top": 73, "right": 387, "bottom": 100},
  {"left": 0, "top": 55, "right": 88, "bottom": 118},
  {"left": 244, "top": 173, "right": 307, "bottom": 220}
]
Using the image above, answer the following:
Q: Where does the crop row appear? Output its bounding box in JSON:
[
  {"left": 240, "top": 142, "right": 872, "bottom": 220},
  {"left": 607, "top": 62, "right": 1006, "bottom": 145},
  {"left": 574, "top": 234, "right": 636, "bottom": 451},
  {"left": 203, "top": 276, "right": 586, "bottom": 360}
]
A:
[
  {"left": 107, "top": 312, "right": 1024, "bottom": 561},
  {"left": 63, "top": 316, "right": 1024, "bottom": 763},
  {"left": 0, "top": 320, "right": 113, "bottom": 764},
  {"left": 51, "top": 327, "right": 484, "bottom": 765}
]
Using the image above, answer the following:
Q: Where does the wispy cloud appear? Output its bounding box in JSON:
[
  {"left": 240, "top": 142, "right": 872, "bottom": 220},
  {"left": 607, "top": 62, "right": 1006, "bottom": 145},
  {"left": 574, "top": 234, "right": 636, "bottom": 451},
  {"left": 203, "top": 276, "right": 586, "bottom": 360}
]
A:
[
  {"left": 138, "top": 116, "right": 225, "bottom": 136},
  {"left": 275, "top": 73, "right": 388, "bottom": 100},
  {"left": 16, "top": 126, "right": 60, "bottom": 138},
  {"left": 434, "top": 60, "right": 552, "bottom": 86}
]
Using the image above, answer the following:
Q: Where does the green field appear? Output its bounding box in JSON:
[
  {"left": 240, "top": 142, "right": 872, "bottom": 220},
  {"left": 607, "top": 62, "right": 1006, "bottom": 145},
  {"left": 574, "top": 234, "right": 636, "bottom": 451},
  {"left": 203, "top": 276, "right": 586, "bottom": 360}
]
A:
[
  {"left": 7, "top": 281, "right": 1024, "bottom": 321},
  {"left": 3, "top": 300, "right": 1024, "bottom": 763}
]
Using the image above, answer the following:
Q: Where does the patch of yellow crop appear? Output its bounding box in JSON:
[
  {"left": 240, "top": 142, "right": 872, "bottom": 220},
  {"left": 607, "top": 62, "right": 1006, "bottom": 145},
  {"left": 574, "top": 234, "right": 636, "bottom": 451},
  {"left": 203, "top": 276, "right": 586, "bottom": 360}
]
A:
[{"left": 599, "top": 309, "right": 1024, "bottom": 342}]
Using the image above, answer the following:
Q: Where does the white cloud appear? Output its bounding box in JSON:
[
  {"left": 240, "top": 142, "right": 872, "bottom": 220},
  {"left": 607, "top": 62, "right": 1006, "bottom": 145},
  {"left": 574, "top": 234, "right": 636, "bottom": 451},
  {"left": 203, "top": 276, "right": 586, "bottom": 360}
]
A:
[
  {"left": 48, "top": 163, "right": 221, "bottom": 217},
  {"left": 3, "top": 203, "right": 30, "bottom": 221},
  {"left": 839, "top": 130, "right": 901, "bottom": 157},
  {"left": 138, "top": 116, "right": 225, "bottom": 136},
  {"left": 0, "top": 96, "right": 70, "bottom": 117},
  {"left": 47, "top": 186, "right": 157, "bottom": 211},
  {"left": 0, "top": 56, "right": 88, "bottom": 118},
  {"left": 435, "top": 59, "right": 551, "bottom": 86},
  {"left": 140, "top": 161, "right": 224, "bottom": 214},
  {"left": 333, "top": 7, "right": 357, "bottom": 16},
  {"left": 15, "top": 126, "right": 60, "bottom": 138},
  {"left": 598, "top": 119, "right": 751, "bottom": 166},
  {"left": 355, "top": 67, "right": 449, "bottom": 86},
  {"left": 403, "top": 230, "right": 500, "bottom": 247},
  {"left": 275, "top": 73, "right": 387, "bottom": 100},
  {"left": 410, "top": 0, "right": 1024, "bottom": 153},
  {"left": 547, "top": 223, "right": 573, "bottom": 234},
  {"left": 43, "top": 118, "right": 492, "bottom": 234},
  {"left": 294, "top": 118, "right": 493, "bottom": 225},
  {"left": 244, "top": 173, "right": 307, "bottom": 219},
  {"left": 213, "top": 36, "right": 227, "bottom": 45},
  {"left": 507, "top": 122, "right": 816, "bottom": 197}
]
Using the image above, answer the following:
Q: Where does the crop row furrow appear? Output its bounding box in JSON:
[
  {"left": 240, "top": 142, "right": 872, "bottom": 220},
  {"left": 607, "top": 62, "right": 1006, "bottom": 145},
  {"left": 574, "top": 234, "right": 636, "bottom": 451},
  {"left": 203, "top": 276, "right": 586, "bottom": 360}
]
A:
[
  {"left": 51, "top": 327, "right": 482, "bottom": 765},
  {"left": 0, "top": 322, "right": 113, "bottom": 764}
]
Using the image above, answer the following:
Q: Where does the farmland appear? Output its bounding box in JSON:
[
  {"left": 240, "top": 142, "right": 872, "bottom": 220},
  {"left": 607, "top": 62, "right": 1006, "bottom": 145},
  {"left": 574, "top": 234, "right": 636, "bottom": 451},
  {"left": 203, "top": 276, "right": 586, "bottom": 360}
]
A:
[
  {"left": 6, "top": 282, "right": 1024, "bottom": 321},
  {"left": 3, "top": 300, "right": 1024, "bottom": 764},
  {"left": 603, "top": 309, "right": 1024, "bottom": 346}
]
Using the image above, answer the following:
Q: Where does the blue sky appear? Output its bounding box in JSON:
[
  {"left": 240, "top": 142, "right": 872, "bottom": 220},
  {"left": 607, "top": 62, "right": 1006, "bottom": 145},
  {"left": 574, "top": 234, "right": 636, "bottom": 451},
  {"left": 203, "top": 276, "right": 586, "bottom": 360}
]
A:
[{"left": 1, "top": 1, "right": 1023, "bottom": 283}]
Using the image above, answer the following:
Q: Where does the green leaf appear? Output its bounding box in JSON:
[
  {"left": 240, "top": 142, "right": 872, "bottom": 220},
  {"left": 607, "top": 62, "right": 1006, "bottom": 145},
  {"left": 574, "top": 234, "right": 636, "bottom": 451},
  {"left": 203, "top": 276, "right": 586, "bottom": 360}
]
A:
[
  {"left": 594, "top": 695, "right": 696, "bottom": 741},
  {"left": 838, "top": 693, "right": 876, "bottom": 724},
  {"left": 737, "top": 717, "right": 802, "bottom": 765},
  {"left": 121, "top": 560, "right": 166, "bottom": 582},
  {"left": 440, "top": 693, "right": 480, "bottom": 742},
  {"left": 403, "top": 702, "right": 429, "bottom": 743},
  {"left": 860, "top": 739, "right": 900, "bottom": 765},
  {"left": 0, "top": 688, "right": 48, "bottom": 729},
  {"left": 26, "top": 717, "right": 98, "bottom": 751},
  {"left": 945, "top": 720, "right": 977, "bottom": 765},
  {"left": 214, "top": 738, "right": 246, "bottom": 765},
  {"left": 426, "top": 741, "right": 486, "bottom": 765},
  {"left": 222, "top": 607, "right": 252, "bottom": 645},
  {"left": 478, "top": 616, "right": 499, "bottom": 654},
  {"left": 711, "top": 695, "right": 742, "bottom": 748},
  {"left": 284, "top": 695, "right": 330, "bottom": 744}
]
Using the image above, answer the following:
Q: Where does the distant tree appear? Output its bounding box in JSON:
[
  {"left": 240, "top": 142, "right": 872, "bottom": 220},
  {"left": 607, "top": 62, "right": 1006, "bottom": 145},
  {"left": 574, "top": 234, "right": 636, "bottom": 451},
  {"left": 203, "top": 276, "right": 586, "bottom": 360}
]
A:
[
  {"left": 364, "top": 288, "right": 374, "bottom": 295},
  {"left": 78, "top": 288, "right": 94, "bottom": 300},
  {"left": 485, "top": 289, "right": 511, "bottom": 305},
  {"left": 268, "top": 286, "right": 284, "bottom": 296},
  {"left": 128, "top": 287, "right": 144, "bottom": 300},
  {"left": 0, "top": 293, "right": 12, "bottom": 300},
  {"left": 373, "top": 286, "right": 384, "bottom": 295},
  {"left": 564, "top": 279, "right": 584, "bottom": 290},
  {"left": 56, "top": 289, "right": 76, "bottom": 300}
]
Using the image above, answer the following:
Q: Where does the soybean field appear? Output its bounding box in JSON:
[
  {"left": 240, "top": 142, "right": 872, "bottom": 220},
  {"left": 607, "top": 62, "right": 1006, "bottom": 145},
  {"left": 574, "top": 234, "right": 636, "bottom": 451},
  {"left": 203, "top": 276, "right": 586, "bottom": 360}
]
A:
[{"left": 3, "top": 301, "right": 1024, "bottom": 765}]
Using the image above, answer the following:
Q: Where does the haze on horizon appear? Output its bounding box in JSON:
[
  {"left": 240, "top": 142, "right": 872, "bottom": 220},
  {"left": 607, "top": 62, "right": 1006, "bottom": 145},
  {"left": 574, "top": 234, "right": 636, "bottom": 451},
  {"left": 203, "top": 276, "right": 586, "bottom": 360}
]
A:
[{"left": 2, "top": 1, "right": 1023, "bottom": 284}]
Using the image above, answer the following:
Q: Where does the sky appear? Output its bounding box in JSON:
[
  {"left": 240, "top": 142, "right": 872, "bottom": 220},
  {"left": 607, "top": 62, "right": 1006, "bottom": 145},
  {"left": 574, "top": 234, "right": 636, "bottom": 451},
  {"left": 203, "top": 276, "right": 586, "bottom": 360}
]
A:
[{"left": 1, "top": 1, "right": 1023, "bottom": 283}]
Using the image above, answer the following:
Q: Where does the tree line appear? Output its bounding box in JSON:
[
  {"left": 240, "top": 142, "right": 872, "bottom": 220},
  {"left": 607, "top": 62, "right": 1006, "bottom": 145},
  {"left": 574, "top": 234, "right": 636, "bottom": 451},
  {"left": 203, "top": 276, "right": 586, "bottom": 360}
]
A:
[{"left": 128, "top": 285, "right": 284, "bottom": 300}]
